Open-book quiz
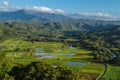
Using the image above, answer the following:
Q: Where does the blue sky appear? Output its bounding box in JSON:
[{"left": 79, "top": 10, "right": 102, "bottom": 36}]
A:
[
  {"left": 0, "top": 0, "right": 120, "bottom": 19},
  {"left": 0, "top": 0, "right": 119, "bottom": 13}
]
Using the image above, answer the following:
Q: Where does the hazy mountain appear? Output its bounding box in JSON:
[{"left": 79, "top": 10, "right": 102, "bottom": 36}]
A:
[
  {"left": 26, "top": 10, "right": 72, "bottom": 21},
  {"left": 0, "top": 10, "right": 72, "bottom": 21},
  {"left": 69, "top": 13, "right": 119, "bottom": 21},
  {"left": 0, "top": 10, "right": 120, "bottom": 32},
  {"left": 1, "top": 9, "right": 119, "bottom": 21},
  {"left": 0, "top": 10, "right": 38, "bottom": 21}
]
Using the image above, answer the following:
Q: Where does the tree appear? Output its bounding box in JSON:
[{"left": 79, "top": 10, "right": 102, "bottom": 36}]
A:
[{"left": 9, "top": 61, "right": 79, "bottom": 80}]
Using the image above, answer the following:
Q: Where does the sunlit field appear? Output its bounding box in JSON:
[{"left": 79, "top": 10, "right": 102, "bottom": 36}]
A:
[{"left": 0, "top": 40, "right": 105, "bottom": 80}]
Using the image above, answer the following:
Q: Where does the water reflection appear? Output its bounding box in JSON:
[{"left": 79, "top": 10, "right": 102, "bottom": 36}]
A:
[
  {"left": 66, "top": 62, "right": 87, "bottom": 66},
  {"left": 112, "top": 53, "right": 117, "bottom": 58}
]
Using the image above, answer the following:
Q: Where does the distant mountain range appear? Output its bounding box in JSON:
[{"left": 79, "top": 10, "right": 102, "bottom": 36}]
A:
[
  {"left": 0, "top": 10, "right": 71, "bottom": 21},
  {"left": 0, "top": 10, "right": 119, "bottom": 21}
]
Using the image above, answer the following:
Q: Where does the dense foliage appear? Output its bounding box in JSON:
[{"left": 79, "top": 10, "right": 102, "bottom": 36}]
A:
[
  {"left": 9, "top": 61, "right": 78, "bottom": 80},
  {"left": 0, "top": 61, "right": 78, "bottom": 80},
  {"left": 79, "top": 26, "right": 120, "bottom": 63},
  {"left": 0, "top": 20, "right": 119, "bottom": 39}
]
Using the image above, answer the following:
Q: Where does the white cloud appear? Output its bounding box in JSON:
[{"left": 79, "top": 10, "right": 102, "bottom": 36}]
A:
[
  {"left": 24, "top": 6, "right": 65, "bottom": 14},
  {"left": 0, "top": 1, "right": 65, "bottom": 14},
  {"left": 54, "top": 9, "right": 65, "bottom": 14},
  {"left": 3, "top": 1, "right": 9, "bottom": 6},
  {"left": 70, "top": 12, "right": 118, "bottom": 21},
  {"left": 0, "top": 1, "right": 20, "bottom": 11},
  {"left": 79, "top": 12, "right": 116, "bottom": 19},
  {"left": 33, "top": 6, "right": 52, "bottom": 12}
]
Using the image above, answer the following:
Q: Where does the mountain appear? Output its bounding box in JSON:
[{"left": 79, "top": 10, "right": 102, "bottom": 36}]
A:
[
  {"left": 89, "top": 26, "right": 120, "bottom": 46},
  {"left": 0, "top": 10, "right": 72, "bottom": 21},
  {"left": 0, "top": 20, "right": 120, "bottom": 37},
  {"left": 1, "top": 10, "right": 120, "bottom": 32},
  {"left": 0, "top": 9, "right": 119, "bottom": 21},
  {"left": 69, "top": 13, "right": 119, "bottom": 21},
  {"left": 26, "top": 10, "right": 72, "bottom": 21},
  {"left": 0, "top": 10, "right": 37, "bottom": 21}
]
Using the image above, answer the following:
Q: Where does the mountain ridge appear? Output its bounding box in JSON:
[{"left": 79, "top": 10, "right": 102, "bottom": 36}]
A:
[
  {"left": 0, "top": 9, "right": 119, "bottom": 21},
  {"left": 0, "top": 10, "right": 72, "bottom": 21}
]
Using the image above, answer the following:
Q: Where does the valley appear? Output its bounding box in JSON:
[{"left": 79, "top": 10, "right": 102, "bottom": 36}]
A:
[
  {"left": 0, "top": 15, "right": 120, "bottom": 80},
  {"left": 0, "top": 40, "right": 104, "bottom": 80}
]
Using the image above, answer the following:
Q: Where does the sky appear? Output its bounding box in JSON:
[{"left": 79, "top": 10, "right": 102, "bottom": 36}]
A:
[{"left": 0, "top": 0, "right": 120, "bottom": 20}]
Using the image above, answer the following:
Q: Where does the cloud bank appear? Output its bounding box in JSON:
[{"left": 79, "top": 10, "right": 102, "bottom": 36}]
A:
[
  {"left": 0, "top": 1, "right": 64, "bottom": 14},
  {"left": 3, "top": 1, "right": 9, "bottom": 6},
  {"left": 70, "top": 12, "right": 118, "bottom": 21},
  {"left": 79, "top": 12, "right": 116, "bottom": 19},
  {"left": 25, "top": 6, "right": 65, "bottom": 14},
  {"left": 0, "top": 1, "right": 20, "bottom": 11}
]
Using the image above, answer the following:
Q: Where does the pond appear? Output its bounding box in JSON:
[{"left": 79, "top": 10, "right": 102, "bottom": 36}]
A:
[
  {"left": 37, "top": 48, "right": 42, "bottom": 51},
  {"left": 66, "top": 62, "right": 87, "bottom": 66},
  {"left": 36, "top": 55, "right": 57, "bottom": 59},
  {"left": 52, "top": 53, "right": 75, "bottom": 57},
  {"left": 36, "top": 48, "right": 44, "bottom": 52},
  {"left": 52, "top": 54, "right": 63, "bottom": 56},
  {"left": 64, "top": 54, "right": 75, "bottom": 56},
  {"left": 35, "top": 53, "right": 49, "bottom": 56},
  {"left": 69, "top": 46, "right": 75, "bottom": 49},
  {"left": 44, "top": 55, "right": 57, "bottom": 58},
  {"left": 112, "top": 53, "right": 117, "bottom": 58},
  {"left": 35, "top": 48, "right": 49, "bottom": 56}
]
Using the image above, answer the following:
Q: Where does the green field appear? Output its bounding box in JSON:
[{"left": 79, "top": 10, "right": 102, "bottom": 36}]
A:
[
  {"left": 102, "top": 64, "right": 120, "bottom": 80},
  {"left": 0, "top": 40, "right": 105, "bottom": 80}
]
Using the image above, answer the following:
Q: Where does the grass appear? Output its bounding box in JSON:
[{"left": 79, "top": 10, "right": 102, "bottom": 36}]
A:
[
  {"left": 14, "top": 58, "right": 36, "bottom": 64},
  {"left": 0, "top": 39, "right": 105, "bottom": 80},
  {"left": 102, "top": 64, "right": 120, "bottom": 80},
  {"left": 81, "top": 62, "right": 104, "bottom": 74}
]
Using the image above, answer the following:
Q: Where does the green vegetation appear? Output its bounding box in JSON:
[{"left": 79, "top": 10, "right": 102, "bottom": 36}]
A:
[
  {"left": 102, "top": 65, "right": 120, "bottom": 80},
  {"left": 9, "top": 61, "right": 79, "bottom": 80},
  {"left": 0, "top": 39, "right": 104, "bottom": 80},
  {"left": 0, "top": 21, "right": 120, "bottom": 80}
]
